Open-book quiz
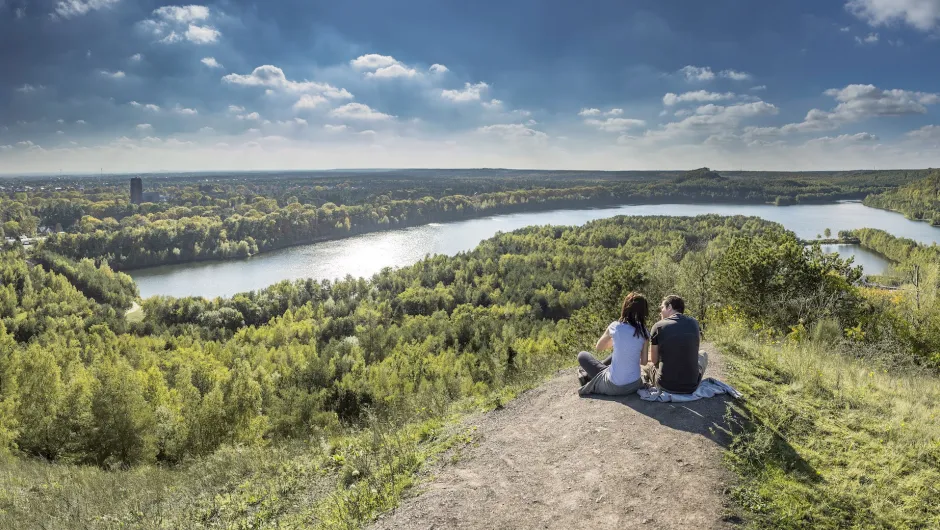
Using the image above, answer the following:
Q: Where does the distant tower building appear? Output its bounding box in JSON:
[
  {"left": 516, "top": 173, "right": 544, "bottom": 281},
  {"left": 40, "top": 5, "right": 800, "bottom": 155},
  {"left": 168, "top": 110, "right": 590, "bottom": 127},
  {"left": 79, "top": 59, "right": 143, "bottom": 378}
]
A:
[{"left": 130, "top": 177, "right": 143, "bottom": 205}]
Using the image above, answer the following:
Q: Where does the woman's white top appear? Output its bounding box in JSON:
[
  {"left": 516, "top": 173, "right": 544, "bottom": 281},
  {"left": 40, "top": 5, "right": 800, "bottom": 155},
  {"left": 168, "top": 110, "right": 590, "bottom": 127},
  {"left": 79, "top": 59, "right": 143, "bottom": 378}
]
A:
[{"left": 606, "top": 321, "right": 645, "bottom": 385}]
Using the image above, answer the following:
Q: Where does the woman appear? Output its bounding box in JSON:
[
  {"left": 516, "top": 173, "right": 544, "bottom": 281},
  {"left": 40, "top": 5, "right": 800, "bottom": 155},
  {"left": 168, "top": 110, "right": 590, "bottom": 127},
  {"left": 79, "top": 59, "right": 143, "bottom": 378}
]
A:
[{"left": 576, "top": 292, "right": 649, "bottom": 396}]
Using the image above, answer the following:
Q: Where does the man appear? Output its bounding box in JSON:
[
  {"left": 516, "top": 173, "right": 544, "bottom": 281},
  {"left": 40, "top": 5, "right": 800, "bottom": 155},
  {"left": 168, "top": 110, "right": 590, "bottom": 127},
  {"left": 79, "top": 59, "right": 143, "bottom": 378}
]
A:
[{"left": 643, "top": 295, "right": 708, "bottom": 394}]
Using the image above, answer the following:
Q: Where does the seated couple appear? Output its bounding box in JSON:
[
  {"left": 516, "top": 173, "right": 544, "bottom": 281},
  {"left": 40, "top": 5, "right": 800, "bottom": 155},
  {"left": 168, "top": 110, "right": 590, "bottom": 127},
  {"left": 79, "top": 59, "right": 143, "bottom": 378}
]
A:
[{"left": 577, "top": 293, "right": 707, "bottom": 397}]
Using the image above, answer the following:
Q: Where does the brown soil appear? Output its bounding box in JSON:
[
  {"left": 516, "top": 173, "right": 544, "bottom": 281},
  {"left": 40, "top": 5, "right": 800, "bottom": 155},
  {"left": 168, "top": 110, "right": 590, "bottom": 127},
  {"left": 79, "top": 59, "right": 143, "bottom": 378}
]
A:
[{"left": 371, "top": 344, "right": 740, "bottom": 530}]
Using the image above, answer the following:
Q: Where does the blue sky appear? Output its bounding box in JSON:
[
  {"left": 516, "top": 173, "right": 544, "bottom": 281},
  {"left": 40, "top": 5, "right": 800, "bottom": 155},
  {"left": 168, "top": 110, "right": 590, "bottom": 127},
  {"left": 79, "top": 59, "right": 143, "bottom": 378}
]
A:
[{"left": 2, "top": 0, "right": 940, "bottom": 173}]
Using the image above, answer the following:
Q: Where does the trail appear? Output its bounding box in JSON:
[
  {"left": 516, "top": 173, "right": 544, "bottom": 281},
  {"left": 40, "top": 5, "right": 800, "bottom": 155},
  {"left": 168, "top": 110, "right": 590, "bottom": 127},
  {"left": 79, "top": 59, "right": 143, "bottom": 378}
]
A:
[{"left": 372, "top": 344, "right": 739, "bottom": 529}]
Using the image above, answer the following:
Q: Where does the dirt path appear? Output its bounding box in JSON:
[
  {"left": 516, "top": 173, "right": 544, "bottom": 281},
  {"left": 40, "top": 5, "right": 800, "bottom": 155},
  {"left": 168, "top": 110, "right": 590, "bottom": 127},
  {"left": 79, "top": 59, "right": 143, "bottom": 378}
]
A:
[{"left": 372, "top": 344, "right": 739, "bottom": 530}]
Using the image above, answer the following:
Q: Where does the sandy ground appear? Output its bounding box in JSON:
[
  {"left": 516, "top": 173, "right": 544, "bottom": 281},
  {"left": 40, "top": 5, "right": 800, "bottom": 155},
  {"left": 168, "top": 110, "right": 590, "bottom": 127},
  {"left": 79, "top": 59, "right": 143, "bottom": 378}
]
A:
[{"left": 371, "top": 344, "right": 740, "bottom": 530}]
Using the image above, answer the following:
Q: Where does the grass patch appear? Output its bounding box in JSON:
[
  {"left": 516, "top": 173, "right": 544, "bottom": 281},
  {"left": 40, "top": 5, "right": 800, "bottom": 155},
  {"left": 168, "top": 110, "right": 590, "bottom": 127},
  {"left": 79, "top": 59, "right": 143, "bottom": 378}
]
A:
[{"left": 716, "top": 324, "right": 940, "bottom": 529}]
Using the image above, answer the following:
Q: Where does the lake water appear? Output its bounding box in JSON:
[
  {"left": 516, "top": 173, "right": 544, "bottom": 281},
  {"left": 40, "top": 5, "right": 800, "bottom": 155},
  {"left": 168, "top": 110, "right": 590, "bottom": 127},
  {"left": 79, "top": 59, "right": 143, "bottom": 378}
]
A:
[{"left": 131, "top": 201, "right": 937, "bottom": 299}]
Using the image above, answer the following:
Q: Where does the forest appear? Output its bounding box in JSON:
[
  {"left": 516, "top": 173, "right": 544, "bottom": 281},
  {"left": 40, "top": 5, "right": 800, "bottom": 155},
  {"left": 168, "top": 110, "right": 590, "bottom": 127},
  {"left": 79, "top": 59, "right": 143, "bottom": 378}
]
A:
[
  {"left": 1, "top": 168, "right": 929, "bottom": 270},
  {"left": 2, "top": 210, "right": 940, "bottom": 528},
  {"left": 864, "top": 169, "right": 940, "bottom": 225}
]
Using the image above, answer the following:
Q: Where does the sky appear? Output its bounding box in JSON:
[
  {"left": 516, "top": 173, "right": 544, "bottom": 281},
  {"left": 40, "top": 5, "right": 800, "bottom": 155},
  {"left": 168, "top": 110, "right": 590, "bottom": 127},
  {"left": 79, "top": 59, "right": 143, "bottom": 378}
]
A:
[{"left": 2, "top": 0, "right": 940, "bottom": 174}]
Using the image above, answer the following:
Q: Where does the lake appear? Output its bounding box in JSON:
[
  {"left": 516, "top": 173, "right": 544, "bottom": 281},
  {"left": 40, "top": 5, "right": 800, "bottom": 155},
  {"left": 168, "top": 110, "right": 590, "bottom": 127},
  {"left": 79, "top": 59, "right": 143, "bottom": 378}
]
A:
[{"left": 131, "top": 201, "right": 937, "bottom": 299}]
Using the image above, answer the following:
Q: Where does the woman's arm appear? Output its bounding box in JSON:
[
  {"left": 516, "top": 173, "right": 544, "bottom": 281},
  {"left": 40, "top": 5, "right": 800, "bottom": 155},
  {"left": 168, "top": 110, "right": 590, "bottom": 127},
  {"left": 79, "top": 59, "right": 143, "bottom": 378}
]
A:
[
  {"left": 595, "top": 328, "right": 613, "bottom": 351},
  {"left": 640, "top": 339, "right": 650, "bottom": 365}
]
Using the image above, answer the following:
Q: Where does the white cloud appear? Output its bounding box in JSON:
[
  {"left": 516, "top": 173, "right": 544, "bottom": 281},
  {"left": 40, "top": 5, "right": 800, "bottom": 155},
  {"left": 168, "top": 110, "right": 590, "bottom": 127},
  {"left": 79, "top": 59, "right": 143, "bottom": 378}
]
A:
[
  {"left": 185, "top": 24, "right": 220, "bottom": 44},
  {"left": 293, "top": 94, "right": 328, "bottom": 110},
  {"left": 751, "top": 85, "right": 767, "bottom": 91},
  {"left": 441, "top": 82, "right": 489, "bottom": 102},
  {"left": 605, "top": 108, "right": 624, "bottom": 116},
  {"left": 199, "top": 126, "right": 214, "bottom": 133},
  {"left": 153, "top": 5, "right": 209, "bottom": 23},
  {"left": 142, "top": 136, "right": 162, "bottom": 143},
  {"left": 482, "top": 99, "right": 504, "bottom": 110},
  {"left": 129, "top": 53, "right": 142, "bottom": 62},
  {"left": 782, "top": 84, "right": 940, "bottom": 132},
  {"left": 76, "top": 120, "right": 86, "bottom": 124},
  {"left": 429, "top": 64, "right": 449, "bottom": 74},
  {"left": 478, "top": 123, "right": 548, "bottom": 140},
  {"left": 159, "top": 31, "right": 182, "bottom": 44},
  {"left": 223, "top": 65, "right": 353, "bottom": 98},
  {"left": 584, "top": 117, "right": 647, "bottom": 132},
  {"left": 324, "top": 124, "right": 348, "bottom": 132},
  {"left": 16, "top": 84, "right": 42, "bottom": 93},
  {"left": 840, "top": 26, "right": 852, "bottom": 32},
  {"left": 663, "top": 90, "right": 737, "bottom": 106},
  {"left": 907, "top": 124, "right": 940, "bottom": 140},
  {"left": 130, "top": 101, "right": 161, "bottom": 112},
  {"left": 237, "top": 112, "right": 261, "bottom": 120},
  {"left": 0, "top": 145, "right": 13, "bottom": 151},
  {"left": 16, "top": 141, "right": 35, "bottom": 147},
  {"left": 578, "top": 108, "right": 601, "bottom": 117},
  {"left": 136, "top": 123, "right": 152, "bottom": 130},
  {"left": 350, "top": 54, "right": 400, "bottom": 70},
  {"left": 366, "top": 64, "right": 418, "bottom": 79},
  {"left": 720, "top": 69, "right": 752, "bottom": 81},
  {"left": 678, "top": 65, "right": 715, "bottom": 82},
  {"left": 805, "top": 132, "right": 879, "bottom": 146},
  {"left": 174, "top": 106, "right": 198, "bottom": 115},
  {"left": 56, "top": 130, "right": 65, "bottom": 135},
  {"left": 855, "top": 32, "right": 880, "bottom": 44},
  {"left": 227, "top": 105, "right": 245, "bottom": 113},
  {"left": 846, "top": 0, "right": 940, "bottom": 31},
  {"left": 329, "top": 102, "right": 395, "bottom": 121},
  {"left": 647, "top": 101, "right": 779, "bottom": 141},
  {"left": 53, "top": 0, "right": 120, "bottom": 19},
  {"left": 201, "top": 57, "right": 222, "bottom": 68},
  {"left": 56, "top": 119, "right": 65, "bottom": 124},
  {"left": 100, "top": 70, "right": 126, "bottom": 79}
]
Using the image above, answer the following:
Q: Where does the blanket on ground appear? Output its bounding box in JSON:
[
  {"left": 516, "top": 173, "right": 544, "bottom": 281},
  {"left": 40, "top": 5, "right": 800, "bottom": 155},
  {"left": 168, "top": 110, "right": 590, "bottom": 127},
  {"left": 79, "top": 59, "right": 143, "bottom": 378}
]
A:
[{"left": 637, "top": 378, "right": 742, "bottom": 402}]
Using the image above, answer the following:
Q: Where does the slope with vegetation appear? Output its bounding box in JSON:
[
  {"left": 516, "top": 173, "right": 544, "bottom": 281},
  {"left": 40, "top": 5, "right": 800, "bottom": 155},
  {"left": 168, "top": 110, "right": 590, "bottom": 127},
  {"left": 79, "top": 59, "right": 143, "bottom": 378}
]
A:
[
  {"left": 864, "top": 170, "right": 940, "bottom": 225},
  {"left": 1, "top": 211, "right": 939, "bottom": 528}
]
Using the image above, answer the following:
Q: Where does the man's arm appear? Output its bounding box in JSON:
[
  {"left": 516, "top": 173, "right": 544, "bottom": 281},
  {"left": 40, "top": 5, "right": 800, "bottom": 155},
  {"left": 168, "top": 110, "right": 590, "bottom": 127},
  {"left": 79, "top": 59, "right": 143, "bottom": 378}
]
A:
[{"left": 649, "top": 344, "right": 659, "bottom": 365}]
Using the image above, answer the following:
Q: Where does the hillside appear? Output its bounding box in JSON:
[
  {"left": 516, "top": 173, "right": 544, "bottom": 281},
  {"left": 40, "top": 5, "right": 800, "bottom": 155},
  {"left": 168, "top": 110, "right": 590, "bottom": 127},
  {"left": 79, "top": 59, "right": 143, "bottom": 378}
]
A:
[{"left": 864, "top": 170, "right": 940, "bottom": 225}]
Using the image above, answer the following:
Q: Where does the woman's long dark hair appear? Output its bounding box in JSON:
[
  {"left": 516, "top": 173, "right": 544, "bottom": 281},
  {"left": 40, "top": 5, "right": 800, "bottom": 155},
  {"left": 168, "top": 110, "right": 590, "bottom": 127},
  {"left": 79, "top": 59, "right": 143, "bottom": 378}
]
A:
[{"left": 618, "top": 292, "right": 650, "bottom": 339}]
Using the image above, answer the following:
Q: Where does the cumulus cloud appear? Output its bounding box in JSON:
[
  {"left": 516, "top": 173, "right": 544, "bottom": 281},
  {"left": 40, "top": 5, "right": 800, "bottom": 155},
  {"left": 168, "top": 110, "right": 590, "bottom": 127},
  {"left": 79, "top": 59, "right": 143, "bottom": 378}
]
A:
[
  {"left": 136, "top": 123, "right": 152, "bottom": 130},
  {"left": 16, "top": 141, "right": 35, "bottom": 147},
  {"left": 678, "top": 65, "right": 716, "bottom": 82},
  {"left": 201, "top": 57, "right": 222, "bottom": 68},
  {"left": 293, "top": 94, "right": 328, "bottom": 110},
  {"left": 130, "top": 101, "right": 161, "bottom": 111},
  {"left": 782, "top": 84, "right": 940, "bottom": 132},
  {"left": 159, "top": 31, "right": 182, "bottom": 44},
  {"left": 855, "top": 32, "right": 880, "bottom": 44},
  {"left": 846, "top": 0, "right": 940, "bottom": 31},
  {"left": 751, "top": 85, "right": 767, "bottom": 91},
  {"left": 805, "top": 132, "right": 879, "bottom": 146},
  {"left": 129, "top": 53, "right": 142, "bottom": 62},
  {"left": 578, "top": 108, "right": 601, "bottom": 117},
  {"left": 647, "top": 101, "right": 779, "bottom": 141},
  {"left": 366, "top": 64, "right": 418, "bottom": 78},
  {"left": 329, "top": 103, "right": 395, "bottom": 121},
  {"left": 185, "top": 24, "right": 220, "bottom": 44},
  {"left": 174, "top": 106, "right": 198, "bottom": 115},
  {"left": 100, "top": 70, "right": 125, "bottom": 79},
  {"left": 227, "top": 105, "right": 245, "bottom": 113},
  {"left": 663, "top": 91, "right": 737, "bottom": 106},
  {"left": 721, "top": 69, "right": 752, "bottom": 81},
  {"left": 153, "top": 5, "right": 209, "bottom": 23},
  {"left": 907, "top": 124, "right": 940, "bottom": 140},
  {"left": 53, "top": 0, "right": 120, "bottom": 19},
  {"left": 482, "top": 99, "right": 504, "bottom": 110},
  {"left": 584, "top": 117, "right": 647, "bottom": 132},
  {"left": 16, "top": 84, "right": 42, "bottom": 93},
  {"left": 223, "top": 65, "right": 353, "bottom": 98},
  {"left": 478, "top": 123, "right": 547, "bottom": 140},
  {"left": 324, "top": 124, "right": 349, "bottom": 132},
  {"left": 606, "top": 108, "right": 624, "bottom": 116},
  {"left": 441, "top": 82, "right": 489, "bottom": 102},
  {"left": 430, "top": 64, "right": 449, "bottom": 74},
  {"left": 237, "top": 112, "right": 261, "bottom": 120},
  {"left": 350, "top": 54, "right": 399, "bottom": 70}
]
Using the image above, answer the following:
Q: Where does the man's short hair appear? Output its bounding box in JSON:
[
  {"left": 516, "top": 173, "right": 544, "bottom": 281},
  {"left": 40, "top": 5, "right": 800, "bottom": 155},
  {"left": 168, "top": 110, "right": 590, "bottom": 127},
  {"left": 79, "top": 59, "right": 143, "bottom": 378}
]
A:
[{"left": 663, "top": 295, "right": 685, "bottom": 313}]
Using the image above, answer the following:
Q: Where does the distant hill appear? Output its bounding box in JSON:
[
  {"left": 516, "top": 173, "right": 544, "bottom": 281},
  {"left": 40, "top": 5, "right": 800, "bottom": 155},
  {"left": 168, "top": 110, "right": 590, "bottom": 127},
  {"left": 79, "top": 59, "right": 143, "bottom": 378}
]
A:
[
  {"left": 675, "top": 167, "right": 726, "bottom": 183},
  {"left": 864, "top": 169, "right": 940, "bottom": 225}
]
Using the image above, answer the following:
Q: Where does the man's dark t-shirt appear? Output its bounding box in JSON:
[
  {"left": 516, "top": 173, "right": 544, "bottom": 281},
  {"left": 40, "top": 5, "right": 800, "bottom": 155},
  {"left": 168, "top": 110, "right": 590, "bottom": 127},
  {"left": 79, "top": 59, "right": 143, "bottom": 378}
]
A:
[{"left": 650, "top": 313, "right": 701, "bottom": 394}]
